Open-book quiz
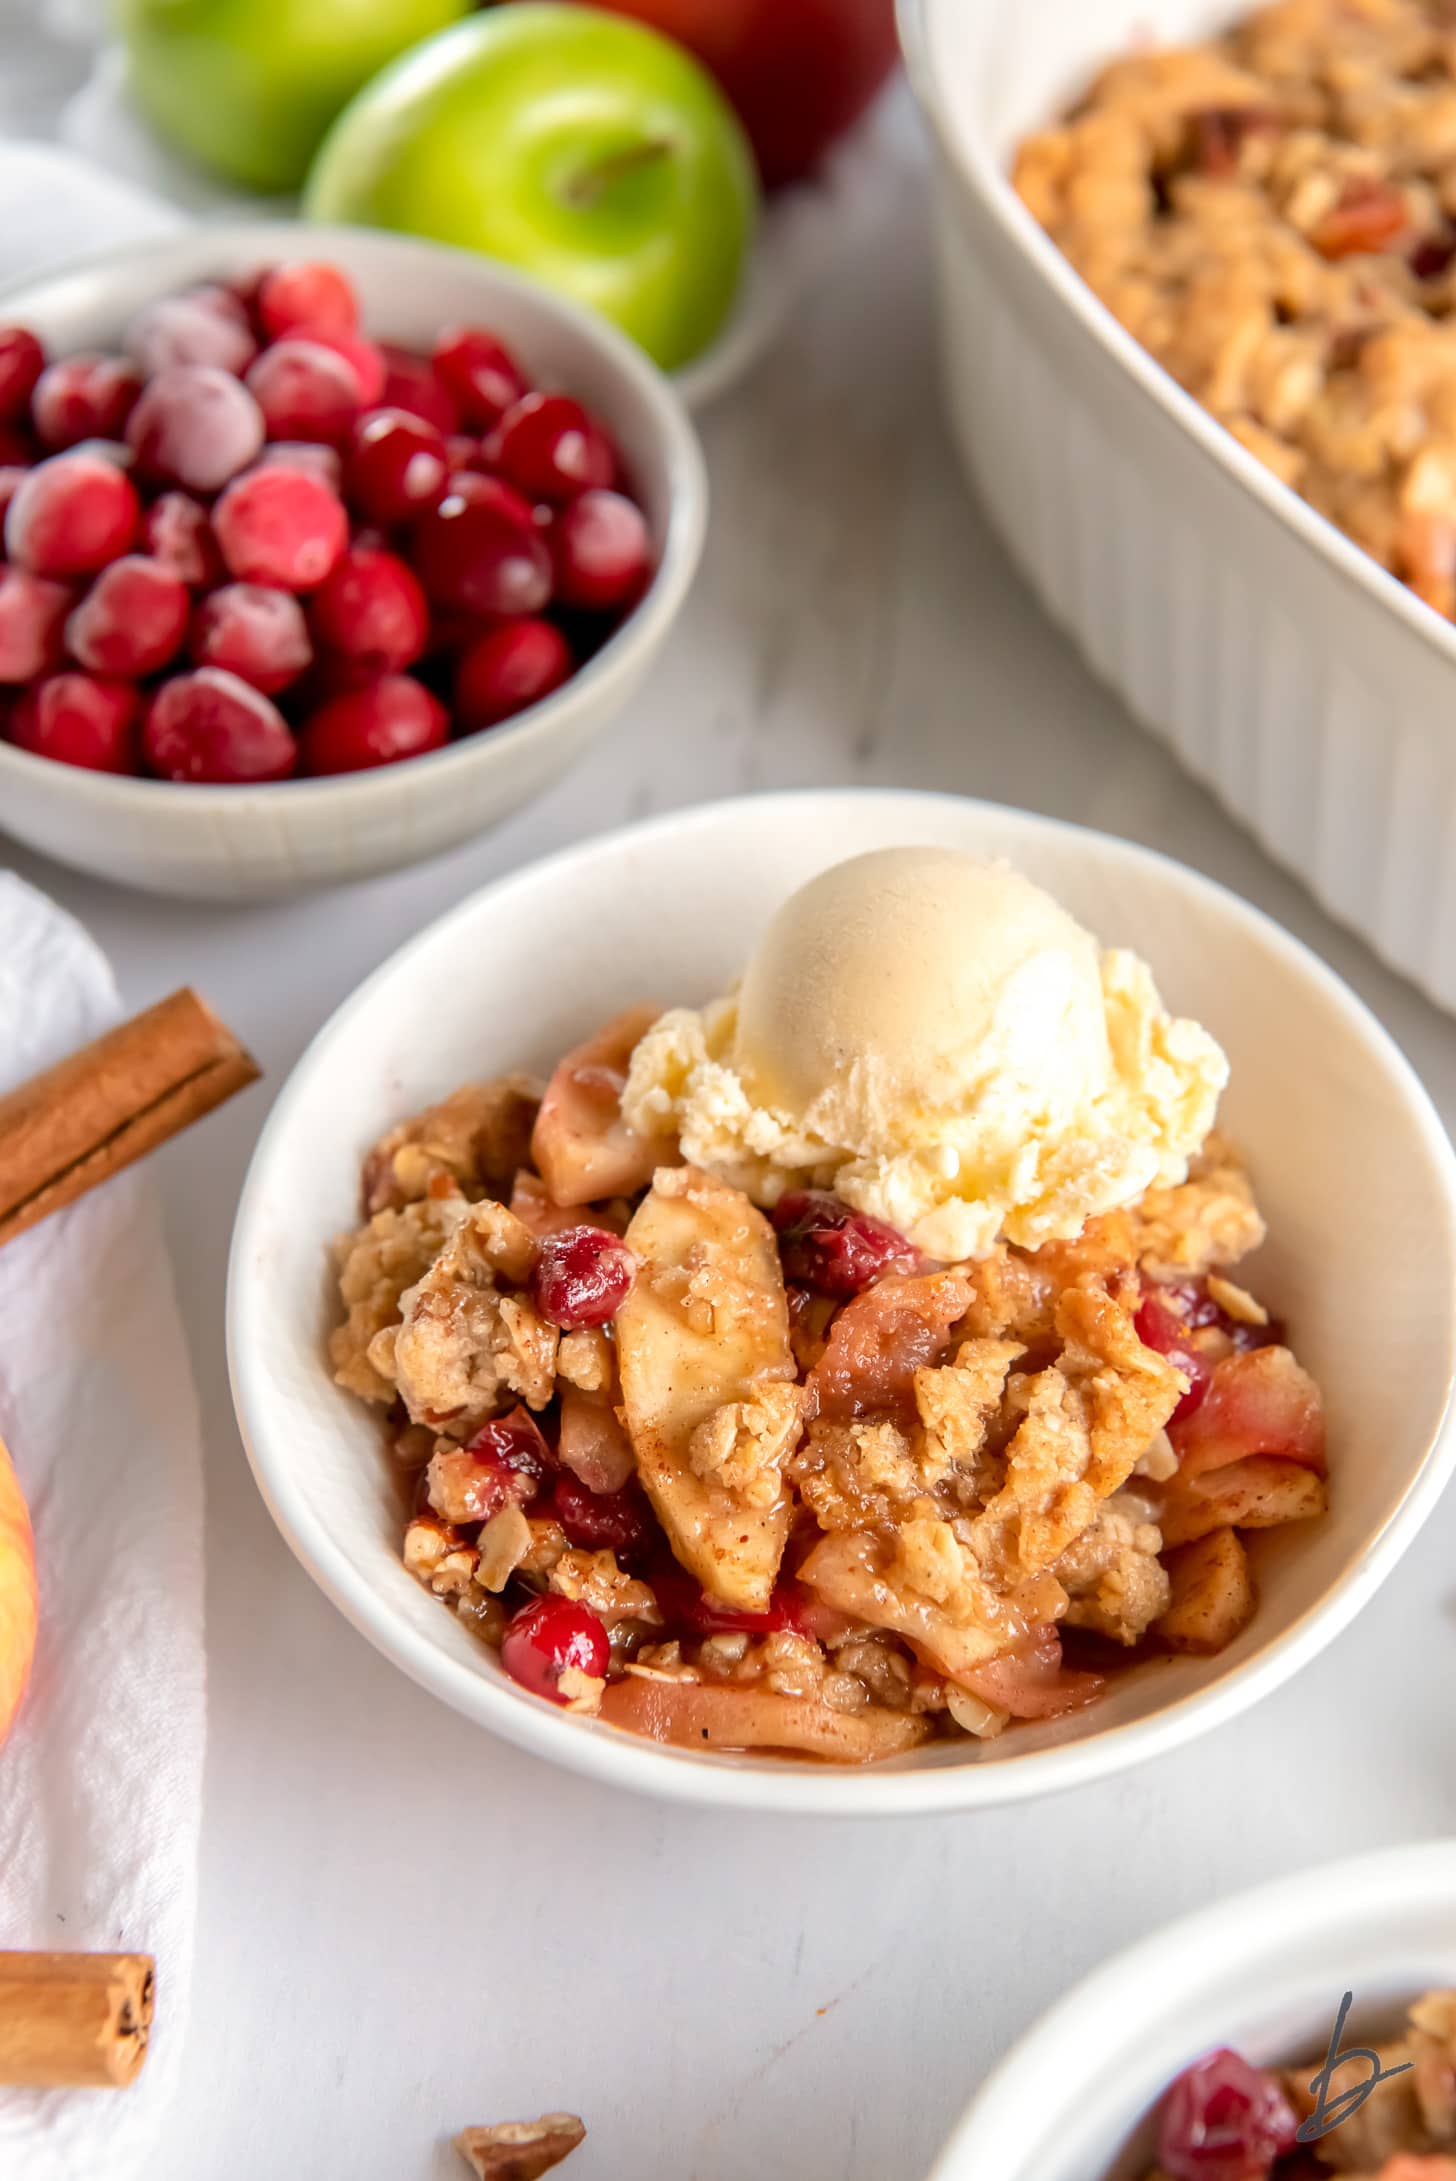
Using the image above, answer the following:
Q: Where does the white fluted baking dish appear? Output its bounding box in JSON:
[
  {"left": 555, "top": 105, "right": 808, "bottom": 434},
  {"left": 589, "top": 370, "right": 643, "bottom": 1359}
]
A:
[{"left": 901, "top": 0, "right": 1456, "bottom": 1014}]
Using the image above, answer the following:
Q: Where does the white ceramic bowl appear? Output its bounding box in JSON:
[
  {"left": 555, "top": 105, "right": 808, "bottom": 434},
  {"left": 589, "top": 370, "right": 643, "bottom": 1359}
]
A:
[
  {"left": 0, "top": 223, "right": 706, "bottom": 901},
  {"left": 902, "top": 0, "right": 1456, "bottom": 1017},
  {"left": 929, "top": 1839, "right": 1456, "bottom": 2180},
  {"left": 227, "top": 788, "right": 1456, "bottom": 1814}
]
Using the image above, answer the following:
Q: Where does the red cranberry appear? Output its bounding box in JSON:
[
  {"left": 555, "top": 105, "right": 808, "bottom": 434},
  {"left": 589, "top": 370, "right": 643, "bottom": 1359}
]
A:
[
  {"left": 378, "top": 344, "right": 459, "bottom": 435},
  {"left": 190, "top": 583, "right": 312, "bottom": 693},
  {"left": 427, "top": 1409, "right": 552, "bottom": 1525},
  {"left": 1135, "top": 1292, "right": 1215, "bottom": 1422},
  {"left": 124, "top": 287, "right": 257, "bottom": 377},
  {"left": 412, "top": 480, "right": 552, "bottom": 617},
  {"left": 0, "top": 568, "right": 71, "bottom": 681},
  {"left": 454, "top": 619, "right": 572, "bottom": 730},
  {"left": 346, "top": 408, "right": 448, "bottom": 524},
  {"left": 0, "top": 328, "right": 44, "bottom": 424},
  {"left": 501, "top": 1595, "right": 609, "bottom": 1705},
  {"left": 0, "top": 427, "right": 34, "bottom": 469},
  {"left": 1158, "top": 2049, "right": 1299, "bottom": 2181},
  {"left": 432, "top": 326, "right": 529, "bottom": 428},
  {"left": 551, "top": 1473, "right": 653, "bottom": 1558},
  {"left": 297, "top": 674, "right": 448, "bottom": 775},
  {"left": 486, "top": 393, "right": 616, "bottom": 503},
  {"left": 530, "top": 1225, "right": 637, "bottom": 1329},
  {"left": 255, "top": 441, "right": 344, "bottom": 493},
  {"left": 245, "top": 339, "right": 360, "bottom": 446},
  {"left": 308, "top": 547, "right": 428, "bottom": 675},
  {"left": 65, "top": 555, "right": 189, "bottom": 677},
  {"left": 303, "top": 327, "right": 386, "bottom": 407},
  {"left": 126, "top": 365, "right": 265, "bottom": 493},
  {"left": 142, "top": 492, "right": 223, "bottom": 588},
  {"left": 31, "top": 354, "right": 142, "bottom": 451},
  {"left": 447, "top": 433, "right": 484, "bottom": 472},
  {"left": 772, "top": 1191, "right": 918, "bottom": 1298},
  {"left": 212, "top": 467, "right": 348, "bottom": 591},
  {"left": 0, "top": 467, "right": 25, "bottom": 531},
  {"left": 256, "top": 261, "right": 359, "bottom": 341},
  {"left": 551, "top": 489, "right": 652, "bottom": 611},
  {"left": 6, "top": 451, "right": 139, "bottom": 578},
  {"left": 652, "top": 1566, "right": 806, "bottom": 1636},
  {"left": 143, "top": 667, "right": 297, "bottom": 783},
  {"left": 8, "top": 672, "right": 139, "bottom": 773}
]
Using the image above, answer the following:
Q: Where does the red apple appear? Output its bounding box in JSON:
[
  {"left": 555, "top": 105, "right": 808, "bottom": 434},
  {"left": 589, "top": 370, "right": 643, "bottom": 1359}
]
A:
[
  {"left": 0, "top": 1433, "right": 37, "bottom": 1748},
  {"left": 575, "top": 0, "right": 900, "bottom": 189}
]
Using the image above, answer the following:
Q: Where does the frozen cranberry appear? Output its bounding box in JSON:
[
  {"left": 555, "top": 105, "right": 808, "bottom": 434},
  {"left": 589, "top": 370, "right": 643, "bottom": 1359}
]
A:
[
  {"left": 486, "top": 393, "right": 616, "bottom": 504},
  {"left": 8, "top": 672, "right": 139, "bottom": 772},
  {"left": 454, "top": 619, "right": 572, "bottom": 730},
  {"left": 297, "top": 674, "right": 447, "bottom": 774},
  {"left": 501, "top": 1594, "right": 609, "bottom": 1705},
  {"left": 1135, "top": 1292, "right": 1216, "bottom": 1422},
  {"left": 551, "top": 489, "right": 652, "bottom": 611},
  {"left": 412, "top": 480, "right": 552, "bottom": 617},
  {"left": 245, "top": 339, "right": 360, "bottom": 446},
  {"left": 126, "top": 365, "right": 264, "bottom": 493},
  {"left": 346, "top": 408, "right": 448, "bottom": 523},
  {"left": 254, "top": 440, "right": 344, "bottom": 492},
  {"left": 0, "top": 328, "right": 44, "bottom": 423},
  {"left": 31, "top": 354, "right": 142, "bottom": 451},
  {"left": 144, "top": 667, "right": 297, "bottom": 784},
  {"left": 125, "top": 287, "right": 257, "bottom": 377},
  {"left": 212, "top": 467, "right": 348, "bottom": 591},
  {"left": 0, "top": 567, "right": 71, "bottom": 681},
  {"left": 1158, "top": 2049, "right": 1299, "bottom": 2181},
  {"left": 303, "top": 327, "right": 385, "bottom": 407},
  {"left": 142, "top": 492, "right": 222, "bottom": 588},
  {"left": 552, "top": 1472, "right": 653, "bottom": 1558},
  {"left": 6, "top": 451, "right": 139, "bottom": 578},
  {"left": 0, "top": 466, "right": 28, "bottom": 531},
  {"left": 378, "top": 344, "right": 459, "bottom": 435},
  {"left": 0, "top": 427, "right": 34, "bottom": 469},
  {"left": 447, "top": 433, "right": 484, "bottom": 473},
  {"left": 772, "top": 1191, "right": 917, "bottom": 1298},
  {"left": 190, "top": 583, "right": 312, "bottom": 693},
  {"left": 432, "top": 326, "right": 529, "bottom": 428},
  {"left": 530, "top": 1225, "right": 637, "bottom": 1329},
  {"left": 308, "top": 547, "right": 428, "bottom": 675},
  {"left": 256, "top": 261, "right": 359, "bottom": 341},
  {"left": 65, "top": 555, "right": 189, "bottom": 677}
]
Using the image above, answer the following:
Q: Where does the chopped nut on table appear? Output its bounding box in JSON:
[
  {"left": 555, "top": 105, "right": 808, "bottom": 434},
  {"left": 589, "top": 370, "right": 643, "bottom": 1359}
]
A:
[{"left": 454, "top": 2113, "right": 585, "bottom": 2180}]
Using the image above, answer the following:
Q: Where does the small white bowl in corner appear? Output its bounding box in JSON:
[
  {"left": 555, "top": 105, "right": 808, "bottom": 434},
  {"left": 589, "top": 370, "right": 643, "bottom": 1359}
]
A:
[
  {"left": 228, "top": 788, "right": 1456, "bottom": 1814},
  {"left": 0, "top": 224, "right": 706, "bottom": 902},
  {"left": 929, "top": 1840, "right": 1456, "bottom": 2180}
]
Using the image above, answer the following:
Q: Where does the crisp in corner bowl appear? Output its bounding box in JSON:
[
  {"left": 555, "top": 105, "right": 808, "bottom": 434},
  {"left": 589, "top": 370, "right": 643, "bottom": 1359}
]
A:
[
  {"left": 0, "top": 223, "right": 707, "bottom": 902},
  {"left": 927, "top": 1839, "right": 1456, "bottom": 2181},
  {"left": 228, "top": 788, "right": 1456, "bottom": 1814}
]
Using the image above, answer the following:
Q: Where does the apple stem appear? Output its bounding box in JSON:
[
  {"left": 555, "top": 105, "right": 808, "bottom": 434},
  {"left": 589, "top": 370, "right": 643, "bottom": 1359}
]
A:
[{"left": 564, "top": 138, "right": 676, "bottom": 208}]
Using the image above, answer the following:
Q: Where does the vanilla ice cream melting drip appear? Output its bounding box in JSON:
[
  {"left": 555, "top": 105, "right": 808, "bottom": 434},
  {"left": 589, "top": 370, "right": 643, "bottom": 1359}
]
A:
[{"left": 621, "top": 848, "right": 1229, "bottom": 1261}]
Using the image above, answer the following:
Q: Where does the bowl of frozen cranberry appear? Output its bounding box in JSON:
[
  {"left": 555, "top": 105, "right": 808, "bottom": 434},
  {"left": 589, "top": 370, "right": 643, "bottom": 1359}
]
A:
[{"left": 0, "top": 226, "right": 706, "bottom": 899}]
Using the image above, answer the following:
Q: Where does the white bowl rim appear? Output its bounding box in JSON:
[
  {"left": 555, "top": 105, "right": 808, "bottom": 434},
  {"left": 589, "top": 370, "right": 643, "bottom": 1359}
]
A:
[
  {"left": 0, "top": 220, "right": 707, "bottom": 816},
  {"left": 927, "top": 1837, "right": 1456, "bottom": 2176},
  {"left": 227, "top": 785, "right": 1456, "bottom": 1816},
  {"left": 897, "top": 0, "right": 1456, "bottom": 680}
]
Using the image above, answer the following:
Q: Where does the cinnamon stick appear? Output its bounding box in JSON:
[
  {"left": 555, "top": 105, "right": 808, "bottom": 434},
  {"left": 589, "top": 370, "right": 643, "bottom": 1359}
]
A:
[
  {"left": 0, "top": 988, "right": 259, "bottom": 1251},
  {"left": 0, "top": 1952, "right": 154, "bottom": 2087}
]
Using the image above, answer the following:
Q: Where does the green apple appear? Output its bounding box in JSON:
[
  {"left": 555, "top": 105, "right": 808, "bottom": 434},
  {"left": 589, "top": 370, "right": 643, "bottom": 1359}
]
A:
[
  {"left": 304, "top": 3, "right": 757, "bottom": 371},
  {"left": 117, "top": 0, "right": 474, "bottom": 194}
]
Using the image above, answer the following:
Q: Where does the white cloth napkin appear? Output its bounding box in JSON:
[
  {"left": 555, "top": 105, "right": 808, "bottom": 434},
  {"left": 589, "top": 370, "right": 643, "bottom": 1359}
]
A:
[{"left": 0, "top": 875, "right": 205, "bottom": 2180}]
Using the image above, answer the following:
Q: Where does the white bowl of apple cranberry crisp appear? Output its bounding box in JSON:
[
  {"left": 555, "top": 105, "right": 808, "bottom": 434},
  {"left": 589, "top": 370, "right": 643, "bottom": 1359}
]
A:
[
  {"left": 226, "top": 788, "right": 1456, "bottom": 1811},
  {"left": 927, "top": 1838, "right": 1456, "bottom": 2180}
]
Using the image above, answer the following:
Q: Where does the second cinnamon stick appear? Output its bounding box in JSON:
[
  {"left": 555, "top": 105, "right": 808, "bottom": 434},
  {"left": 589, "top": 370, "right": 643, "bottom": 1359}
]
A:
[
  {"left": 0, "top": 1952, "right": 154, "bottom": 2088},
  {"left": 0, "top": 988, "right": 259, "bottom": 1251}
]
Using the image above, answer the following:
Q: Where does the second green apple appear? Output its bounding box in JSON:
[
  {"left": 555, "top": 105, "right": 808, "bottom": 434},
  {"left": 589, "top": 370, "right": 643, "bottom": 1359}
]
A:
[{"left": 305, "top": 3, "right": 758, "bottom": 372}]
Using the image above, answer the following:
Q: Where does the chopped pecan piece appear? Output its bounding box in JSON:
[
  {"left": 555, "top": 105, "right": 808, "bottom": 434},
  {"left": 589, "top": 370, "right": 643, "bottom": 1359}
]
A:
[{"left": 455, "top": 2114, "right": 585, "bottom": 2181}]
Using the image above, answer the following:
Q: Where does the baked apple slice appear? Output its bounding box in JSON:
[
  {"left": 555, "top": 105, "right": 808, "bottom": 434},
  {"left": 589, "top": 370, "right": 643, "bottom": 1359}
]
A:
[
  {"left": 0, "top": 1432, "right": 37, "bottom": 1748},
  {"left": 600, "top": 1678, "right": 930, "bottom": 1762},
  {"left": 530, "top": 1004, "right": 675, "bottom": 1207},
  {"left": 616, "top": 1168, "right": 800, "bottom": 1612}
]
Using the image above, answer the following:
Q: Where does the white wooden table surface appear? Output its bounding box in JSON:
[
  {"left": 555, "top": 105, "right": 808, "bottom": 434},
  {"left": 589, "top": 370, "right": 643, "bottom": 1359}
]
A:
[{"left": 5, "top": 40, "right": 1456, "bottom": 2181}]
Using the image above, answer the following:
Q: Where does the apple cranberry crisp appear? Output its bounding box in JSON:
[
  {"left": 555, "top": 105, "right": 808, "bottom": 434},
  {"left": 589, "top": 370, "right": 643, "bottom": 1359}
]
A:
[
  {"left": 1140, "top": 1993, "right": 1456, "bottom": 2179},
  {"left": 1013, "top": 0, "right": 1456, "bottom": 622},
  {"left": 327, "top": 1004, "right": 1327, "bottom": 1764}
]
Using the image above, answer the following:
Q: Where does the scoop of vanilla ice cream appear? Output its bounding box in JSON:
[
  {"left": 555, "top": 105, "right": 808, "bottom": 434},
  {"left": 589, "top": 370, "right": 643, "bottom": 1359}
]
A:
[{"left": 621, "top": 847, "right": 1229, "bottom": 1260}]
